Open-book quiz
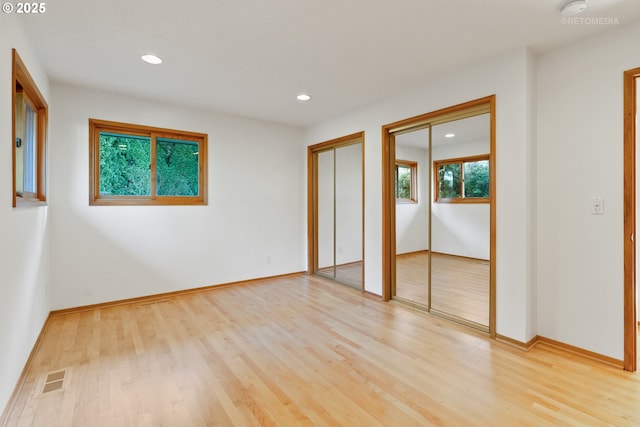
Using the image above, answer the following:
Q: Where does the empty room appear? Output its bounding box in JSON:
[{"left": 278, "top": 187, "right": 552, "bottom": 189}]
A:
[{"left": 2, "top": 0, "right": 640, "bottom": 426}]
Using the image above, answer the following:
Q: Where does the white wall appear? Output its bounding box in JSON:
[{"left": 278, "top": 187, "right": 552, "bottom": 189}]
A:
[
  {"left": 0, "top": 14, "right": 51, "bottom": 416},
  {"left": 537, "top": 23, "right": 640, "bottom": 360},
  {"left": 431, "top": 139, "right": 490, "bottom": 260},
  {"left": 395, "top": 143, "right": 429, "bottom": 255},
  {"left": 49, "top": 84, "right": 306, "bottom": 309},
  {"left": 305, "top": 47, "right": 534, "bottom": 343}
]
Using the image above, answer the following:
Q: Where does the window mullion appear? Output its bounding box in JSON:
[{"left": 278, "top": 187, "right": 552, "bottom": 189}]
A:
[
  {"left": 459, "top": 160, "right": 465, "bottom": 200},
  {"left": 150, "top": 133, "right": 157, "bottom": 200}
]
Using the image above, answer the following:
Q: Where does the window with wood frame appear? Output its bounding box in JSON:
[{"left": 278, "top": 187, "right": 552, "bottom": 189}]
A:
[
  {"left": 89, "top": 119, "right": 208, "bottom": 206},
  {"left": 434, "top": 155, "right": 489, "bottom": 203},
  {"left": 395, "top": 160, "right": 417, "bottom": 203},
  {"left": 12, "top": 49, "right": 48, "bottom": 207}
]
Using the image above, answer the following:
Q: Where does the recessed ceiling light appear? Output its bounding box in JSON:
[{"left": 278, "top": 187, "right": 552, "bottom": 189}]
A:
[
  {"left": 560, "top": 0, "right": 587, "bottom": 17},
  {"left": 297, "top": 94, "right": 311, "bottom": 101},
  {"left": 445, "top": 133, "right": 455, "bottom": 138},
  {"left": 141, "top": 54, "right": 163, "bottom": 65}
]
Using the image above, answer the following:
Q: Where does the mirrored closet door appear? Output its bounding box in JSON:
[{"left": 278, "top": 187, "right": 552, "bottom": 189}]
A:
[
  {"left": 309, "top": 133, "right": 364, "bottom": 290},
  {"left": 394, "top": 127, "right": 431, "bottom": 307},
  {"left": 385, "top": 98, "right": 494, "bottom": 334},
  {"left": 429, "top": 114, "right": 490, "bottom": 327}
]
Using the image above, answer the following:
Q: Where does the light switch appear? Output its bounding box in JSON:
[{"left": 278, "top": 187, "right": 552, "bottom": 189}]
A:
[{"left": 592, "top": 197, "right": 604, "bottom": 215}]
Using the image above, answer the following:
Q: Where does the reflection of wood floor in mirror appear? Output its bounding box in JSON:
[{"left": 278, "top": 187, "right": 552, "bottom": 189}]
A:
[
  {"left": 317, "top": 261, "right": 363, "bottom": 289},
  {"left": 395, "top": 251, "right": 489, "bottom": 326}
]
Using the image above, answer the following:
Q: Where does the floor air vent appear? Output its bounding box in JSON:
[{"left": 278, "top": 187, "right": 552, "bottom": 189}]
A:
[
  {"left": 41, "top": 369, "right": 66, "bottom": 394},
  {"left": 139, "top": 299, "right": 173, "bottom": 307}
]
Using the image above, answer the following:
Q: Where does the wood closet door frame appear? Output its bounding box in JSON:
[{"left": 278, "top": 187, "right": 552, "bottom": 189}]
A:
[{"left": 623, "top": 67, "right": 639, "bottom": 372}]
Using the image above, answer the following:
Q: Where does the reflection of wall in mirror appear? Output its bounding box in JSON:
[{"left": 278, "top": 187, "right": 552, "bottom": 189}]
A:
[
  {"left": 316, "top": 144, "right": 363, "bottom": 269},
  {"left": 395, "top": 144, "right": 429, "bottom": 255},
  {"left": 335, "top": 143, "right": 363, "bottom": 265},
  {"left": 316, "top": 150, "right": 335, "bottom": 269}
]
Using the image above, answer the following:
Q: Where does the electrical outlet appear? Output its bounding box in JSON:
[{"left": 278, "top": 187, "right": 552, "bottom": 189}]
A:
[
  {"left": 266, "top": 255, "right": 272, "bottom": 264},
  {"left": 591, "top": 197, "right": 604, "bottom": 215}
]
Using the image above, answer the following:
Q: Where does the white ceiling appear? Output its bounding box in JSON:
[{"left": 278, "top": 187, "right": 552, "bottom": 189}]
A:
[{"left": 18, "top": 0, "right": 640, "bottom": 127}]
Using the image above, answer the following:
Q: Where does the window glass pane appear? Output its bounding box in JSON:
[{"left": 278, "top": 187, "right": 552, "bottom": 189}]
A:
[
  {"left": 23, "top": 102, "right": 37, "bottom": 193},
  {"left": 15, "top": 93, "right": 25, "bottom": 195},
  {"left": 438, "top": 163, "right": 460, "bottom": 199},
  {"left": 463, "top": 160, "right": 489, "bottom": 198},
  {"left": 99, "top": 132, "right": 151, "bottom": 196},
  {"left": 156, "top": 138, "right": 200, "bottom": 196},
  {"left": 396, "top": 165, "right": 412, "bottom": 199}
]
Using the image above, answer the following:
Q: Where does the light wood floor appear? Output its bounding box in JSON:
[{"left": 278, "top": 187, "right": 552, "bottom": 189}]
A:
[
  {"left": 395, "top": 251, "right": 489, "bottom": 326},
  {"left": 4, "top": 274, "right": 640, "bottom": 427}
]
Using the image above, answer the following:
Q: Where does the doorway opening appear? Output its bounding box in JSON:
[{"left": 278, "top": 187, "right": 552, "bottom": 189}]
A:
[
  {"left": 308, "top": 132, "right": 364, "bottom": 290},
  {"left": 623, "top": 67, "right": 639, "bottom": 371},
  {"left": 382, "top": 96, "right": 496, "bottom": 335}
]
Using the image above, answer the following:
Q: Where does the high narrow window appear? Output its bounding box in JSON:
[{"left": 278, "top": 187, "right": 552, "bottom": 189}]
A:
[
  {"left": 12, "top": 49, "right": 48, "bottom": 207},
  {"left": 89, "top": 119, "right": 208, "bottom": 205},
  {"left": 434, "top": 155, "right": 489, "bottom": 203},
  {"left": 395, "top": 160, "right": 417, "bottom": 203}
]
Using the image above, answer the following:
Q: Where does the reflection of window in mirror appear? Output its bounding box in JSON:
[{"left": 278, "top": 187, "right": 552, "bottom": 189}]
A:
[
  {"left": 434, "top": 155, "right": 489, "bottom": 203},
  {"left": 395, "top": 160, "right": 417, "bottom": 203},
  {"left": 12, "top": 49, "right": 48, "bottom": 207}
]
